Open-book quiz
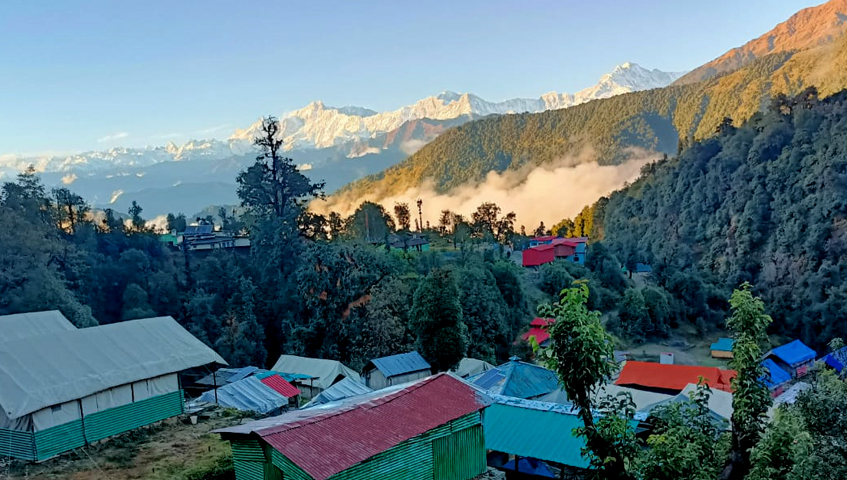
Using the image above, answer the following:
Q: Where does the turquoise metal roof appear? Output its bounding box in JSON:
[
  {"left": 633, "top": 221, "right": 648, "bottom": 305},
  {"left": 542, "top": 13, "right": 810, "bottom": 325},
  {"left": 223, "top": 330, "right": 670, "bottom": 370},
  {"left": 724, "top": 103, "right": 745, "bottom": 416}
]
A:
[
  {"left": 484, "top": 402, "right": 589, "bottom": 469},
  {"left": 710, "top": 338, "right": 734, "bottom": 351}
]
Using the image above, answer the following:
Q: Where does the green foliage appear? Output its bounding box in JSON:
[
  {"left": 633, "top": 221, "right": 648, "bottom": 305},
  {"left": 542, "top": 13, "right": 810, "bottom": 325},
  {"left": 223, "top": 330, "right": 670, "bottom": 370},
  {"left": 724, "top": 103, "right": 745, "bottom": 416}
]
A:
[
  {"left": 410, "top": 268, "right": 467, "bottom": 372},
  {"left": 618, "top": 289, "right": 649, "bottom": 343},
  {"left": 747, "top": 409, "right": 813, "bottom": 480},
  {"left": 456, "top": 263, "right": 509, "bottom": 362},
  {"left": 726, "top": 282, "right": 773, "bottom": 478},
  {"left": 344, "top": 201, "right": 396, "bottom": 241},
  {"left": 638, "top": 383, "right": 730, "bottom": 480}
]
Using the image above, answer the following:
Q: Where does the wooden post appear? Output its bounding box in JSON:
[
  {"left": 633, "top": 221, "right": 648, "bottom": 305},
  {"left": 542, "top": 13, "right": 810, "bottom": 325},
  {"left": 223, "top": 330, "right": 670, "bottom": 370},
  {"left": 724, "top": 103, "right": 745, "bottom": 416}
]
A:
[{"left": 213, "top": 370, "right": 218, "bottom": 404}]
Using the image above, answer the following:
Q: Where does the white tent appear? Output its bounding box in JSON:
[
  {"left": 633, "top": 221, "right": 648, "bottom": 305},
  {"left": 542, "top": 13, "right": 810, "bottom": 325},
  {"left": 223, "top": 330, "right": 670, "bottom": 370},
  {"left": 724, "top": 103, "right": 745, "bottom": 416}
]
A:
[
  {"left": 0, "top": 311, "right": 75, "bottom": 342},
  {"left": 453, "top": 358, "right": 495, "bottom": 378},
  {"left": 271, "top": 355, "right": 360, "bottom": 391}
]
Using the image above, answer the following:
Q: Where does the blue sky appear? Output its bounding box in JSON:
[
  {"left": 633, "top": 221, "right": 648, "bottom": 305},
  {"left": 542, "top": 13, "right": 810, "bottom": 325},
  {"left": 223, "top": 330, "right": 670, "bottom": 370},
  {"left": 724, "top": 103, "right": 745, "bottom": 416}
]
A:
[{"left": 0, "top": 0, "right": 822, "bottom": 155}]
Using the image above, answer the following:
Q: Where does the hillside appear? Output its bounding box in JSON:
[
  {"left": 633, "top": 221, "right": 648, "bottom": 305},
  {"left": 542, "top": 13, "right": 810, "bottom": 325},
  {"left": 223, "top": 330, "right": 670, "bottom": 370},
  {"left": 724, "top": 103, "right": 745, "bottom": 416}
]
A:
[
  {"left": 597, "top": 88, "right": 847, "bottom": 347},
  {"left": 675, "top": 0, "right": 847, "bottom": 84},
  {"left": 332, "top": 6, "right": 847, "bottom": 208}
]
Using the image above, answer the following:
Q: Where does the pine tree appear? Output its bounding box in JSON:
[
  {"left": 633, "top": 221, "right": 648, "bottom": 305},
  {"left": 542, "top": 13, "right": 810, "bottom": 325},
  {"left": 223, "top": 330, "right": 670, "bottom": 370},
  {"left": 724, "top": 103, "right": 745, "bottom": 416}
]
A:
[{"left": 410, "top": 268, "right": 467, "bottom": 372}]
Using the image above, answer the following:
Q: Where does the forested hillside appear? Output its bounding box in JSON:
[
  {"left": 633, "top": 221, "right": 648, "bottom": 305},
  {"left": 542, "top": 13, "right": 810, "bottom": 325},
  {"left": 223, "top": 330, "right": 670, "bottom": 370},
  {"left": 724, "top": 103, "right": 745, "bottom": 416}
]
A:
[
  {"left": 592, "top": 88, "right": 847, "bottom": 348},
  {"left": 336, "top": 32, "right": 847, "bottom": 201}
]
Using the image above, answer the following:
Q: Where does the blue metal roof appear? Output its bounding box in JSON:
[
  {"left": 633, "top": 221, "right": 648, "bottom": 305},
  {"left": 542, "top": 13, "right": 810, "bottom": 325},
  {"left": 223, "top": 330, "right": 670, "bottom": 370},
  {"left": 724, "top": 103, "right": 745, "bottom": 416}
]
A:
[
  {"left": 770, "top": 340, "right": 816, "bottom": 366},
  {"left": 365, "top": 351, "right": 431, "bottom": 378},
  {"left": 761, "top": 358, "right": 791, "bottom": 388},
  {"left": 198, "top": 376, "right": 288, "bottom": 414},
  {"left": 710, "top": 338, "right": 734, "bottom": 352},
  {"left": 468, "top": 358, "right": 560, "bottom": 399}
]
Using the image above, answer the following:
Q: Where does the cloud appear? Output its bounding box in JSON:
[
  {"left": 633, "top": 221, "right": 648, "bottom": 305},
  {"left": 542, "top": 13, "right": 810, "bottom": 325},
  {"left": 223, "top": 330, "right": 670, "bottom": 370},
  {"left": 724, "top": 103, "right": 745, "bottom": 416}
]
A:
[
  {"left": 97, "top": 132, "right": 129, "bottom": 143},
  {"left": 144, "top": 214, "right": 170, "bottom": 233},
  {"left": 298, "top": 163, "right": 313, "bottom": 171},
  {"left": 317, "top": 147, "right": 659, "bottom": 229},
  {"left": 109, "top": 190, "right": 124, "bottom": 204},
  {"left": 399, "top": 139, "right": 428, "bottom": 155},
  {"left": 196, "top": 124, "right": 231, "bottom": 136},
  {"left": 61, "top": 173, "right": 77, "bottom": 185}
]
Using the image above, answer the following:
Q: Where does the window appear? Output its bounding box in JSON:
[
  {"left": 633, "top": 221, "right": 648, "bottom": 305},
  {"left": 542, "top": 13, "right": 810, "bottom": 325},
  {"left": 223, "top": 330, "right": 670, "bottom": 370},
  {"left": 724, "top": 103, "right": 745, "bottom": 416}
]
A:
[{"left": 51, "top": 405, "right": 62, "bottom": 413}]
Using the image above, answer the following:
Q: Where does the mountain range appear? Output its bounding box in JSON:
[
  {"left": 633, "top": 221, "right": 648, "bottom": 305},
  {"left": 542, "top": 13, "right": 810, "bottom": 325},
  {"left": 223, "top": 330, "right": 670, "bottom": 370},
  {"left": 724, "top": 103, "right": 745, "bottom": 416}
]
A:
[
  {"left": 0, "top": 63, "right": 684, "bottom": 217},
  {"left": 330, "top": 0, "right": 847, "bottom": 215}
]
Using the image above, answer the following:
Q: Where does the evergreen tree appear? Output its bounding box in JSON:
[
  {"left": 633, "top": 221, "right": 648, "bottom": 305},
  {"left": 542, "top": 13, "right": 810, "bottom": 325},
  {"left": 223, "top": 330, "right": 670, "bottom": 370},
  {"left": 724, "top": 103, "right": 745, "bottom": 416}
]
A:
[{"left": 410, "top": 268, "right": 467, "bottom": 372}]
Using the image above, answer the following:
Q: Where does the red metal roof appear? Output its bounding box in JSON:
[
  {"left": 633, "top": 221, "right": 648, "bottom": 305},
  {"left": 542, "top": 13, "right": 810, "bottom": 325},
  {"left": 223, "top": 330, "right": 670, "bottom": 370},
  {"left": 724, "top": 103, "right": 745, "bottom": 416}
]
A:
[
  {"left": 256, "top": 373, "right": 489, "bottom": 479},
  {"left": 523, "top": 318, "right": 555, "bottom": 345},
  {"left": 260, "top": 374, "right": 301, "bottom": 398},
  {"left": 523, "top": 245, "right": 556, "bottom": 267},
  {"left": 615, "top": 361, "right": 736, "bottom": 392},
  {"left": 530, "top": 318, "right": 554, "bottom": 327}
]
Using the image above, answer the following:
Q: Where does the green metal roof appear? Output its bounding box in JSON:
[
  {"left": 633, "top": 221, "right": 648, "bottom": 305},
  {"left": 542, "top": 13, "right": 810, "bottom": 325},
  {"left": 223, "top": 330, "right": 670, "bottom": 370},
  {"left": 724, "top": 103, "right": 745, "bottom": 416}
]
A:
[{"left": 483, "top": 402, "right": 589, "bottom": 469}]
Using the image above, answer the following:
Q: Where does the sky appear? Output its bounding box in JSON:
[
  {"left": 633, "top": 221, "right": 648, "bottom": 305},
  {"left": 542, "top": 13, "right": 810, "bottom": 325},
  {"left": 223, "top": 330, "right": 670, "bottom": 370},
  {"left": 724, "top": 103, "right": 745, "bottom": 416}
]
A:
[{"left": 0, "top": 0, "right": 824, "bottom": 155}]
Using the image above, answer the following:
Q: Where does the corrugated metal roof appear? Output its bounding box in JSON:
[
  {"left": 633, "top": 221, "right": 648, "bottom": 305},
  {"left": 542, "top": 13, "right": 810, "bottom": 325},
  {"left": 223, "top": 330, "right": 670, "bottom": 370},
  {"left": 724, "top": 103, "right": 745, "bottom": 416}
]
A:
[
  {"left": 761, "top": 358, "right": 791, "bottom": 388},
  {"left": 484, "top": 401, "right": 589, "bottom": 469},
  {"left": 615, "top": 361, "right": 736, "bottom": 393},
  {"left": 468, "top": 358, "right": 560, "bottom": 399},
  {"left": 710, "top": 338, "right": 734, "bottom": 351},
  {"left": 0, "top": 316, "right": 225, "bottom": 419},
  {"left": 0, "top": 311, "right": 76, "bottom": 342},
  {"left": 769, "top": 340, "right": 816, "bottom": 366},
  {"left": 199, "top": 376, "right": 288, "bottom": 414},
  {"left": 365, "top": 351, "right": 431, "bottom": 378},
  {"left": 260, "top": 375, "right": 301, "bottom": 398},
  {"left": 302, "top": 377, "right": 373, "bottom": 408},
  {"left": 217, "top": 373, "right": 490, "bottom": 480}
]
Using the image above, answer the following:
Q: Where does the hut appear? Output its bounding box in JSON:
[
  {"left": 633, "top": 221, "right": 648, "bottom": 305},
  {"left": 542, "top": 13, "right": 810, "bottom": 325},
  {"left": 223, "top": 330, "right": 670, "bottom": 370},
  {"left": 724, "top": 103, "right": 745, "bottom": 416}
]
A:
[
  {"left": 0, "top": 314, "right": 225, "bottom": 461},
  {"left": 468, "top": 357, "right": 560, "bottom": 400},
  {"left": 710, "top": 338, "right": 734, "bottom": 359},
  {"left": 766, "top": 340, "right": 816, "bottom": 378},
  {"left": 216, "top": 373, "right": 490, "bottom": 480},
  {"left": 362, "top": 351, "right": 431, "bottom": 389},
  {"left": 521, "top": 318, "right": 554, "bottom": 347},
  {"left": 615, "top": 361, "right": 736, "bottom": 395},
  {"left": 270, "top": 355, "right": 360, "bottom": 399}
]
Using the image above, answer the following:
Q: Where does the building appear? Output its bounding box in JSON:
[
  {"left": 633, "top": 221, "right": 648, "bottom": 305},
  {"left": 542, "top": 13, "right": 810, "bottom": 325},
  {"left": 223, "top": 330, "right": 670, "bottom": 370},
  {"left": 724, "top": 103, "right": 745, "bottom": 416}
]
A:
[
  {"left": 270, "top": 355, "right": 360, "bottom": 400},
  {"left": 523, "top": 237, "right": 588, "bottom": 267},
  {"left": 0, "top": 310, "right": 76, "bottom": 342},
  {"left": 467, "top": 357, "right": 560, "bottom": 400},
  {"left": 389, "top": 234, "right": 430, "bottom": 253},
  {"left": 216, "top": 373, "right": 491, "bottom": 480},
  {"left": 0, "top": 314, "right": 225, "bottom": 461},
  {"left": 766, "top": 339, "right": 816, "bottom": 378},
  {"left": 198, "top": 373, "right": 301, "bottom": 414},
  {"left": 177, "top": 224, "right": 251, "bottom": 253},
  {"left": 521, "top": 318, "right": 554, "bottom": 347},
  {"left": 710, "top": 338, "right": 735, "bottom": 359},
  {"left": 538, "top": 384, "right": 672, "bottom": 411},
  {"left": 302, "top": 377, "right": 373, "bottom": 408},
  {"left": 362, "top": 351, "right": 431, "bottom": 389},
  {"left": 823, "top": 346, "right": 847, "bottom": 374},
  {"left": 615, "top": 361, "right": 736, "bottom": 395}
]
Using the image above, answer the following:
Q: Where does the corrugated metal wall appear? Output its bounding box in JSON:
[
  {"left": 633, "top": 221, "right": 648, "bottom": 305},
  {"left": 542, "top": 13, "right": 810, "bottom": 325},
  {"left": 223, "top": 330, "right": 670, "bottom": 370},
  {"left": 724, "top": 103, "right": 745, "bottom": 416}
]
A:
[
  {"left": 231, "top": 439, "right": 267, "bottom": 480},
  {"left": 83, "top": 390, "right": 183, "bottom": 443},
  {"left": 271, "top": 449, "right": 314, "bottom": 480},
  {"left": 33, "top": 419, "right": 86, "bottom": 461},
  {"left": 0, "top": 428, "right": 35, "bottom": 461},
  {"left": 432, "top": 425, "right": 485, "bottom": 480}
]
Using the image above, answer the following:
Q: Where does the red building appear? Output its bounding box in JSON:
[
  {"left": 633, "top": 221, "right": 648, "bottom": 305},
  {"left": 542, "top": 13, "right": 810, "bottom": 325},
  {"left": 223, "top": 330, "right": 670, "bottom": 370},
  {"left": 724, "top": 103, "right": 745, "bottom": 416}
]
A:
[
  {"left": 522, "top": 244, "right": 555, "bottom": 267},
  {"left": 521, "top": 318, "right": 555, "bottom": 347}
]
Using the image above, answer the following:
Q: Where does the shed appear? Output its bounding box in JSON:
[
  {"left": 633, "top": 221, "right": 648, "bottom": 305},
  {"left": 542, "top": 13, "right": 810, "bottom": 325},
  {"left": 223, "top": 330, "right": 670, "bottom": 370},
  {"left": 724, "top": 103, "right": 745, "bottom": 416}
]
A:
[
  {"left": 767, "top": 340, "right": 816, "bottom": 378},
  {"left": 0, "top": 311, "right": 76, "bottom": 342},
  {"left": 216, "top": 373, "right": 491, "bottom": 480},
  {"left": 363, "top": 351, "right": 431, "bottom": 389},
  {"left": 615, "top": 361, "right": 736, "bottom": 395},
  {"left": 468, "top": 357, "right": 560, "bottom": 400},
  {"left": 302, "top": 377, "right": 373, "bottom": 408},
  {"left": 452, "top": 358, "right": 495, "bottom": 379},
  {"left": 521, "top": 318, "right": 554, "bottom": 347},
  {"left": 522, "top": 244, "right": 555, "bottom": 267},
  {"left": 761, "top": 358, "right": 791, "bottom": 393},
  {"left": 710, "top": 338, "right": 734, "bottom": 359},
  {"left": 270, "top": 355, "right": 360, "bottom": 399},
  {"left": 0, "top": 315, "right": 225, "bottom": 461}
]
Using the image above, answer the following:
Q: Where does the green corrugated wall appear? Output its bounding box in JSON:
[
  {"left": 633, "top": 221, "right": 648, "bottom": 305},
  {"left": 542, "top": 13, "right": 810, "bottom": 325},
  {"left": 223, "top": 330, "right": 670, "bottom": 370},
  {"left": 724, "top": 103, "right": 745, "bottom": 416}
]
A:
[
  {"left": 231, "top": 439, "right": 269, "bottom": 480},
  {"left": 33, "top": 419, "right": 86, "bottom": 461},
  {"left": 0, "top": 427, "right": 36, "bottom": 461},
  {"left": 271, "top": 449, "right": 313, "bottom": 480},
  {"left": 432, "top": 425, "right": 485, "bottom": 480},
  {"left": 83, "top": 390, "right": 184, "bottom": 443}
]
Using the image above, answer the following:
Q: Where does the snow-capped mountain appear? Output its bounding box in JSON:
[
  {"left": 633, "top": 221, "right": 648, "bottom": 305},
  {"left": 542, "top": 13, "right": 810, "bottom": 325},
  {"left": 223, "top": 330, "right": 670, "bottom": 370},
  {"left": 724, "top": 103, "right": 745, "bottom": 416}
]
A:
[{"left": 229, "top": 62, "right": 685, "bottom": 151}]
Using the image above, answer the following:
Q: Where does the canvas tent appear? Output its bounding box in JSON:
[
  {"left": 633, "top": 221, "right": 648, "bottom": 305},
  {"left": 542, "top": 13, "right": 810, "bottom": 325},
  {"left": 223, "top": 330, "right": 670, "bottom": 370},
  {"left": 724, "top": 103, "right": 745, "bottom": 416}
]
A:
[
  {"left": 198, "top": 375, "right": 299, "bottom": 415},
  {"left": 0, "top": 310, "right": 76, "bottom": 342},
  {"left": 271, "top": 355, "right": 360, "bottom": 399},
  {"left": 303, "top": 377, "right": 373, "bottom": 408},
  {"left": 452, "top": 358, "right": 495, "bottom": 378},
  {"left": 0, "top": 315, "right": 225, "bottom": 461}
]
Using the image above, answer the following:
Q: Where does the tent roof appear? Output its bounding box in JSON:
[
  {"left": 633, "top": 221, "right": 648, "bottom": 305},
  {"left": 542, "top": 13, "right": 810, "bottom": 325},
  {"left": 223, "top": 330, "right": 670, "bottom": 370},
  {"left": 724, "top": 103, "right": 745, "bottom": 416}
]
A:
[
  {"left": 199, "top": 376, "right": 289, "bottom": 414},
  {"left": 364, "top": 351, "right": 431, "bottom": 378},
  {"left": 769, "top": 340, "right": 816, "bottom": 366},
  {"left": 217, "top": 373, "right": 489, "bottom": 480},
  {"left": 824, "top": 346, "right": 847, "bottom": 373},
  {"left": 761, "top": 358, "right": 791, "bottom": 388},
  {"left": 468, "top": 357, "right": 560, "bottom": 399},
  {"left": 302, "top": 377, "right": 373, "bottom": 408},
  {"left": 0, "top": 311, "right": 76, "bottom": 342},
  {"left": 452, "top": 358, "right": 495, "bottom": 378},
  {"left": 271, "top": 355, "right": 360, "bottom": 390},
  {"left": 710, "top": 338, "right": 734, "bottom": 352},
  {"left": 615, "top": 361, "right": 736, "bottom": 393},
  {"left": 539, "top": 385, "right": 672, "bottom": 411},
  {"left": 0, "top": 316, "right": 226, "bottom": 419}
]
